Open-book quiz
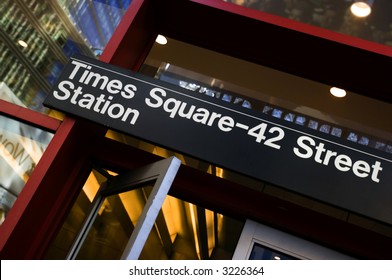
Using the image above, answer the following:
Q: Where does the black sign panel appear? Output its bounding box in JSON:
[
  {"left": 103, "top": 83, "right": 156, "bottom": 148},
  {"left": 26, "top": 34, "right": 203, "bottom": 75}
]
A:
[{"left": 44, "top": 55, "right": 392, "bottom": 225}]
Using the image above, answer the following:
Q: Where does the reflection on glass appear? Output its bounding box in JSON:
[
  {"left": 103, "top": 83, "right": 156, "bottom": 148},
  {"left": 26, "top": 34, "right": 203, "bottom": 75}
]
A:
[
  {"left": 249, "top": 243, "right": 297, "bottom": 260},
  {"left": 146, "top": 42, "right": 391, "bottom": 156},
  {"left": 44, "top": 170, "right": 108, "bottom": 259},
  {"left": 308, "top": 119, "right": 318, "bottom": 130},
  {"left": 58, "top": 0, "right": 132, "bottom": 56},
  {"left": 224, "top": 0, "right": 392, "bottom": 47},
  {"left": 272, "top": 108, "right": 283, "bottom": 118},
  {"left": 75, "top": 185, "right": 153, "bottom": 260},
  {"left": 319, "top": 124, "right": 331, "bottom": 133},
  {"left": 155, "top": 64, "right": 253, "bottom": 110},
  {"left": 375, "top": 141, "right": 386, "bottom": 150},
  {"left": 358, "top": 136, "right": 370, "bottom": 146},
  {"left": 331, "top": 127, "right": 343, "bottom": 137},
  {"left": 295, "top": 115, "right": 306, "bottom": 126},
  {"left": 45, "top": 168, "right": 244, "bottom": 260},
  {"left": 347, "top": 131, "right": 359, "bottom": 142},
  {"left": 0, "top": 115, "right": 53, "bottom": 225},
  {"left": 284, "top": 112, "right": 295, "bottom": 122},
  {"left": 0, "top": 0, "right": 131, "bottom": 114}
]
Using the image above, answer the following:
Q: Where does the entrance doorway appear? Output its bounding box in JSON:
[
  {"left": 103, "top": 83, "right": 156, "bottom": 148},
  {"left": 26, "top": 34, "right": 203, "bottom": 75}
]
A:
[
  {"left": 233, "top": 220, "right": 354, "bottom": 260},
  {"left": 45, "top": 156, "right": 245, "bottom": 260},
  {"left": 66, "top": 156, "right": 181, "bottom": 260},
  {"left": 46, "top": 157, "right": 180, "bottom": 259}
]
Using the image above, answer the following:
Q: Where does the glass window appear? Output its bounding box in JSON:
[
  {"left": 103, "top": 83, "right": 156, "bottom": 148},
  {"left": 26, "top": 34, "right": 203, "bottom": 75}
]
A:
[
  {"left": 130, "top": 36, "right": 392, "bottom": 239},
  {"left": 0, "top": 0, "right": 131, "bottom": 115},
  {"left": 224, "top": 0, "right": 392, "bottom": 48},
  {"left": 139, "top": 37, "right": 391, "bottom": 158},
  {"left": 249, "top": 243, "right": 297, "bottom": 260},
  {"left": 0, "top": 115, "right": 53, "bottom": 225},
  {"left": 45, "top": 168, "right": 244, "bottom": 260}
]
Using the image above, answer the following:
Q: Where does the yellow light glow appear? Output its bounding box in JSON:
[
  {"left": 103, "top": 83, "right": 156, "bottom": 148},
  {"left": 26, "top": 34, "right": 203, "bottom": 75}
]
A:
[
  {"left": 330, "top": 87, "right": 347, "bottom": 98},
  {"left": 215, "top": 167, "right": 224, "bottom": 178},
  {"left": 161, "top": 196, "right": 180, "bottom": 242},
  {"left": 0, "top": 142, "right": 28, "bottom": 182},
  {"left": 82, "top": 172, "right": 101, "bottom": 202},
  {"left": 17, "top": 40, "right": 28, "bottom": 48},
  {"left": 205, "top": 209, "right": 215, "bottom": 257},
  {"left": 189, "top": 203, "right": 201, "bottom": 259},
  {"left": 155, "top": 35, "right": 168, "bottom": 45},
  {"left": 350, "top": 2, "right": 372, "bottom": 18}
]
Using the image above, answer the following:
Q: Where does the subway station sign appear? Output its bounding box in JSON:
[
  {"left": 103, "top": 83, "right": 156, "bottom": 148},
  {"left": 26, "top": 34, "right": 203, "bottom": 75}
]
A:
[{"left": 44, "top": 55, "right": 392, "bottom": 225}]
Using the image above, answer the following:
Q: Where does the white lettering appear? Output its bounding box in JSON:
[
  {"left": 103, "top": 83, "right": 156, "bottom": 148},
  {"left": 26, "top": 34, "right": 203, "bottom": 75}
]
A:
[
  {"left": 218, "top": 116, "right": 234, "bottom": 132},
  {"left": 145, "top": 89, "right": 235, "bottom": 133},
  {"left": 334, "top": 154, "right": 352, "bottom": 172},
  {"left": 146, "top": 88, "right": 165, "bottom": 108},
  {"left": 293, "top": 135, "right": 383, "bottom": 183},
  {"left": 53, "top": 80, "right": 74, "bottom": 100},
  {"left": 352, "top": 160, "right": 370, "bottom": 178},
  {"left": 164, "top": 98, "right": 182, "bottom": 118},
  {"left": 122, "top": 84, "right": 137, "bottom": 99},
  {"left": 107, "top": 79, "right": 123, "bottom": 94},
  {"left": 371, "top": 161, "right": 383, "bottom": 183},
  {"left": 293, "top": 136, "right": 314, "bottom": 159},
  {"left": 69, "top": 61, "right": 89, "bottom": 80}
]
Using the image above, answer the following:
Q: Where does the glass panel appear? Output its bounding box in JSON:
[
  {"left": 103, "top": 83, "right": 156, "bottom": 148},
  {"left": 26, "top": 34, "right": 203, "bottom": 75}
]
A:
[
  {"left": 57, "top": 0, "right": 132, "bottom": 56},
  {"left": 249, "top": 243, "right": 297, "bottom": 260},
  {"left": 141, "top": 38, "right": 391, "bottom": 156},
  {"left": 224, "top": 0, "right": 392, "bottom": 48},
  {"left": 139, "top": 200, "right": 244, "bottom": 260},
  {"left": 44, "top": 169, "right": 109, "bottom": 259},
  {"left": 45, "top": 168, "right": 244, "bottom": 260},
  {"left": 0, "top": 115, "right": 53, "bottom": 225},
  {"left": 0, "top": 49, "right": 47, "bottom": 112},
  {"left": 0, "top": 0, "right": 131, "bottom": 115},
  {"left": 76, "top": 184, "right": 154, "bottom": 260},
  {"left": 130, "top": 36, "right": 391, "bottom": 237}
]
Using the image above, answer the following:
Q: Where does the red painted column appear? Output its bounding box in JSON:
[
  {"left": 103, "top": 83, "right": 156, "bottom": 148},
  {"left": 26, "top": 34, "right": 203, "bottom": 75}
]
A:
[
  {"left": 0, "top": 117, "right": 107, "bottom": 259},
  {"left": 0, "top": 0, "right": 158, "bottom": 259}
]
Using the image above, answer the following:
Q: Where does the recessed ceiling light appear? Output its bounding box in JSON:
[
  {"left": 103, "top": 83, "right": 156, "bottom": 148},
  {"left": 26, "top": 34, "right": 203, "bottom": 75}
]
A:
[
  {"left": 17, "top": 40, "right": 28, "bottom": 48},
  {"left": 350, "top": 1, "right": 372, "bottom": 18},
  {"left": 155, "top": 35, "right": 167, "bottom": 45},
  {"left": 330, "top": 87, "right": 347, "bottom": 98}
]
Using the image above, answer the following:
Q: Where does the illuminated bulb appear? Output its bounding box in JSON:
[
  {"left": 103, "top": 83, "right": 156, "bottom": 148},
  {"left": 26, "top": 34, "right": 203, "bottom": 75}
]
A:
[
  {"left": 350, "top": 1, "right": 372, "bottom": 18},
  {"left": 330, "top": 87, "right": 347, "bottom": 98},
  {"left": 274, "top": 256, "right": 281, "bottom": 260},
  {"left": 155, "top": 35, "right": 167, "bottom": 45},
  {"left": 18, "top": 40, "right": 28, "bottom": 48}
]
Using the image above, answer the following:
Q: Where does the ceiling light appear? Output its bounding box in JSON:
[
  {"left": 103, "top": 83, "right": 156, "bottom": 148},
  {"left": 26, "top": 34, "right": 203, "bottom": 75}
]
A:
[
  {"left": 155, "top": 35, "right": 167, "bottom": 45},
  {"left": 350, "top": 1, "right": 373, "bottom": 18},
  {"left": 17, "top": 40, "right": 28, "bottom": 48},
  {"left": 330, "top": 87, "right": 347, "bottom": 98}
]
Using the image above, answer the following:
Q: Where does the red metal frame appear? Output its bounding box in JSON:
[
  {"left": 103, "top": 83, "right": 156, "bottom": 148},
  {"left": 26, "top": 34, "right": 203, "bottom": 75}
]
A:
[
  {"left": 158, "top": 0, "right": 392, "bottom": 104},
  {"left": 192, "top": 0, "right": 392, "bottom": 57},
  {"left": 95, "top": 137, "right": 392, "bottom": 259},
  {"left": 0, "top": 117, "right": 107, "bottom": 258},
  {"left": 0, "top": 100, "right": 60, "bottom": 132},
  {"left": 0, "top": 0, "right": 391, "bottom": 259},
  {"left": 100, "top": 0, "right": 157, "bottom": 70}
]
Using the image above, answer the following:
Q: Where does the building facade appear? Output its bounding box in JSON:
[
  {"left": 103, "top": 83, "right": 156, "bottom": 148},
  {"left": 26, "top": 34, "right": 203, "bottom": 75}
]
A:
[{"left": 0, "top": 0, "right": 391, "bottom": 259}]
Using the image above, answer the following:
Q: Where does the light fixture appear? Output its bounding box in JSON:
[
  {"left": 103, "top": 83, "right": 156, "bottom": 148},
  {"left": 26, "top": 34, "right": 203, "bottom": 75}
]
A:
[
  {"left": 330, "top": 87, "right": 347, "bottom": 98},
  {"left": 17, "top": 40, "right": 28, "bottom": 48},
  {"left": 155, "top": 35, "right": 167, "bottom": 45},
  {"left": 350, "top": 1, "right": 374, "bottom": 18}
]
